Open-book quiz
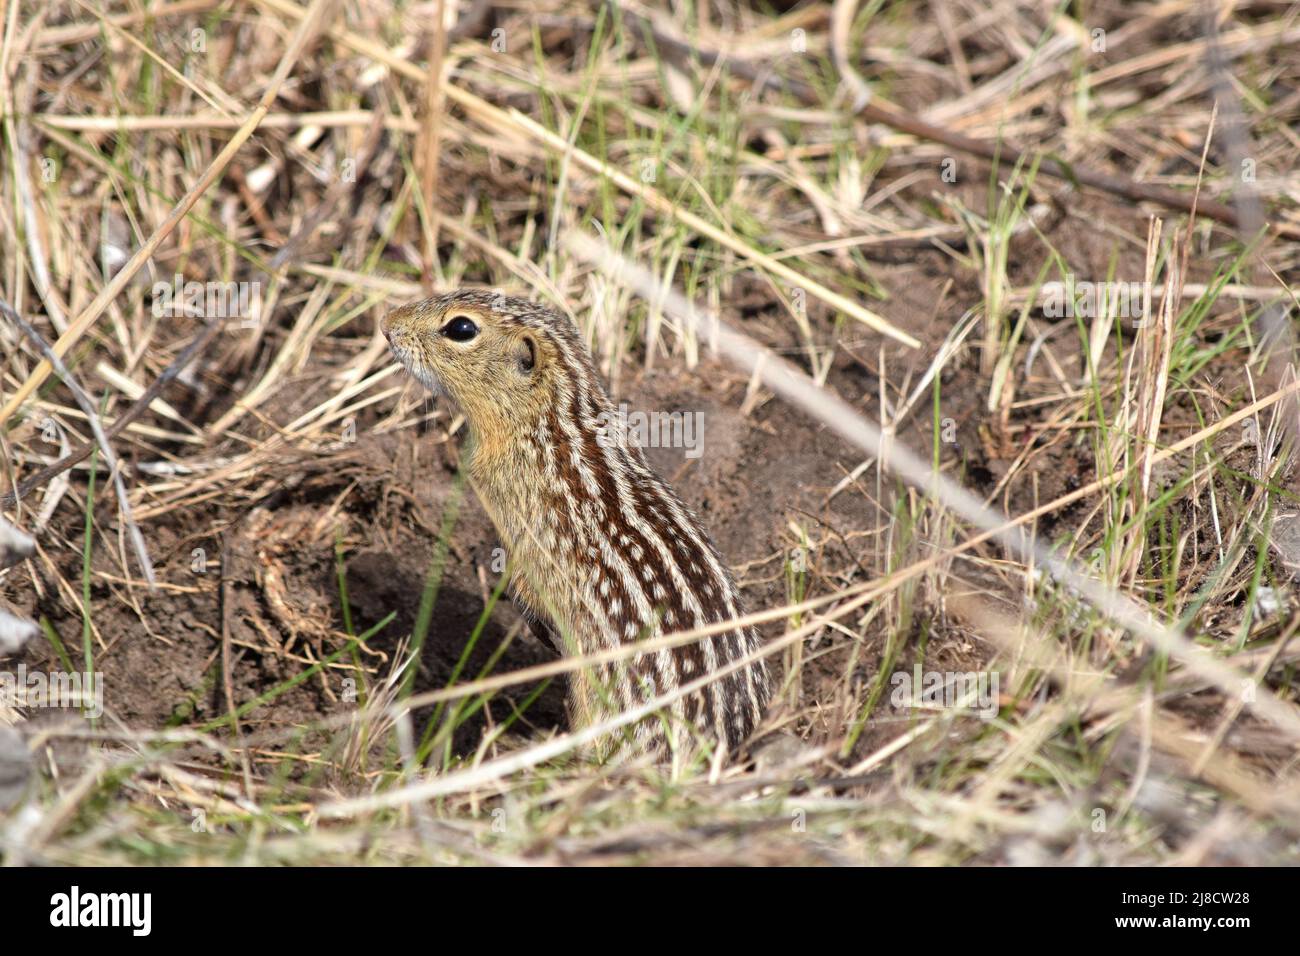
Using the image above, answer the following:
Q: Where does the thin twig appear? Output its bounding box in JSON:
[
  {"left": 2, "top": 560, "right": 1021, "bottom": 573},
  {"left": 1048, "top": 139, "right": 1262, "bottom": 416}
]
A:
[
  {"left": 1, "top": 300, "right": 156, "bottom": 588},
  {"left": 565, "top": 232, "right": 1300, "bottom": 743},
  {"left": 614, "top": 4, "right": 1263, "bottom": 233},
  {"left": 219, "top": 532, "right": 255, "bottom": 795},
  {"left": 0, "top": 318, "right": 223, "bottom": 507},
  {"left": 0, "top": 0, "right": 338, "bottom": 427},
  {"left": 10, "top": 55, "right": 68, "bottom": 336},
  {"left": 418, "top": 0, "right": 448, "bottom": 290}
]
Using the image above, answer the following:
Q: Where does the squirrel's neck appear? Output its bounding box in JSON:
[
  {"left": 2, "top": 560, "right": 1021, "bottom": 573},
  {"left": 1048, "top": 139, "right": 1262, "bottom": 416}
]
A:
[
  {"left": 465, "top": 388, "right": 631, "bottom": 517},
  {"left": 463, "top": 383, "right": 644, "bottom": 612}
]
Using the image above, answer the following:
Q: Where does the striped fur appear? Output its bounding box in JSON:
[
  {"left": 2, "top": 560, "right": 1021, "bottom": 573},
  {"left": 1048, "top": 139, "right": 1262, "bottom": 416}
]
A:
[{"left": 382, "top": 290, "right": 771, "bottom": 757}]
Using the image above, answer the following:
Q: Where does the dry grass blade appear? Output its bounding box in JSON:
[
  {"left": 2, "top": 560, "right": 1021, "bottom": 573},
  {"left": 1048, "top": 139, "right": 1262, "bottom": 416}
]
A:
[
  {"left": 3, "top": 0, "right": 1298, "bottom": 868},
  {"left": 0, "top": 0, "right": 338, "bottom": 427},
  {"left": 2, "top": 300, "right": 155, "bottom": 588}
]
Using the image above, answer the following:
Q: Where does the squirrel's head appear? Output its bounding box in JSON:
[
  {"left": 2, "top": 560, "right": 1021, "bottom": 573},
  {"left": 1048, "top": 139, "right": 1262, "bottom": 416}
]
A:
[{"left": 382, "top": 290, "right": 589, "bottom": 443}]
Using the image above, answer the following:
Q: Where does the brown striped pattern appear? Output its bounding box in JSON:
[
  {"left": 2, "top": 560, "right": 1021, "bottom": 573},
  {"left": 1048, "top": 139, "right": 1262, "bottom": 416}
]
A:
[{"left": 383, "top": 290, "right": 771, "bottom": 757}]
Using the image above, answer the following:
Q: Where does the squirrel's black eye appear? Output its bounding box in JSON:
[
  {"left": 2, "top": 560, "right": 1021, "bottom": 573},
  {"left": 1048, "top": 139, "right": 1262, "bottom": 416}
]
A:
[{"left": 443, "top": 316, "right": 479, "bottom": 342}]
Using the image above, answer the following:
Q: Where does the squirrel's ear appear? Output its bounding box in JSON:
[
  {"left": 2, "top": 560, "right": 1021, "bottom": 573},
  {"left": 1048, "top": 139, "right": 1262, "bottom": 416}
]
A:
[{"left": 514, "top": 333, "right": 537, "bottom": 375}]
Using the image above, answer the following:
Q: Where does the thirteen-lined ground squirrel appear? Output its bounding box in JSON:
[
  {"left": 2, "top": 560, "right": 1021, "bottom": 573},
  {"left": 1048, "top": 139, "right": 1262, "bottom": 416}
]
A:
[{"left": 382, "top": 290, "right": 771, "bottom": 758}]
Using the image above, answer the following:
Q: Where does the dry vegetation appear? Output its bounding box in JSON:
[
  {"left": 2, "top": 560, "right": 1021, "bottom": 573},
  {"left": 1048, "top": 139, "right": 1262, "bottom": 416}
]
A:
[{"left": 1, "top": 0, "right": 1299, "bottom": 865}]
